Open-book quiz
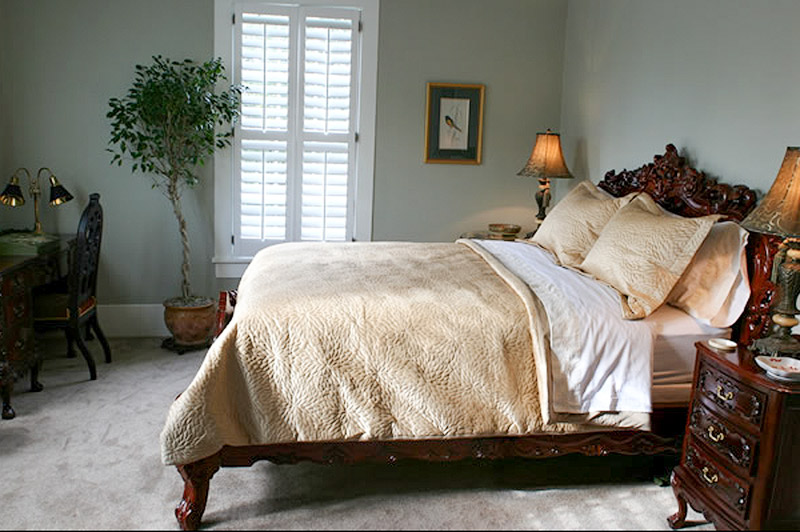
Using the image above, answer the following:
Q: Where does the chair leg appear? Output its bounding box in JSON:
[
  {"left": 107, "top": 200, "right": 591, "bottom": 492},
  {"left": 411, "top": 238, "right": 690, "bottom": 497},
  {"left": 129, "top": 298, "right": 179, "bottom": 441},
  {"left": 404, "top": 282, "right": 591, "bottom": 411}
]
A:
[
  {"left": 65, "top": 329, "right": 77, "bottom": 359},
  {"left": 89, "top": 315, "right": 112, "bottom": 364},
  {"left": 30, "top": 360, "right": 44, "bottom": 392},
  {"left": 68, "top": 327, "right": 97, "bottom": 381}
]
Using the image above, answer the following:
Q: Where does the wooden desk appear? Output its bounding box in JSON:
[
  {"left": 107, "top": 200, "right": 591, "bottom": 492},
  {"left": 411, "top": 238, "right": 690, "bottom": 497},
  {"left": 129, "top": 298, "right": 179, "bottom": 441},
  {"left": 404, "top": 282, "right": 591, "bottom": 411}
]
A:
[{"left": 0, "top": 242, "right": 67, "bottom": 419}]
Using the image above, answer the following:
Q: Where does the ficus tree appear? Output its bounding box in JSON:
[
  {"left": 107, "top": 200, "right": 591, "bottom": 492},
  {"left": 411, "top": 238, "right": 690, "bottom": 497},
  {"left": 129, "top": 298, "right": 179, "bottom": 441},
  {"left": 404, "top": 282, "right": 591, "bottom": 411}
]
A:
[{"left": 107, "top": 55, "right": 241, "bottom": 303}]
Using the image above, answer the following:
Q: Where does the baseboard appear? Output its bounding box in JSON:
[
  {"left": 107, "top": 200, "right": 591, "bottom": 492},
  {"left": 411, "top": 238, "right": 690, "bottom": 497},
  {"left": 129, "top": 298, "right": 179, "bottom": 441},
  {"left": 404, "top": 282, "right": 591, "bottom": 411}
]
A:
[{"left": 96, "top": 304, "right": 170, "bottom": 338}]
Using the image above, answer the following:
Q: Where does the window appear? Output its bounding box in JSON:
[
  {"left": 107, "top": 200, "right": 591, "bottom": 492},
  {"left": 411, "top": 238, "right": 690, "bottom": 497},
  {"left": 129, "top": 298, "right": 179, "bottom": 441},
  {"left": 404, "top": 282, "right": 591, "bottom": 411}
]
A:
[{"left": 213, "top": 0, "right": 378, "bottom": 276}]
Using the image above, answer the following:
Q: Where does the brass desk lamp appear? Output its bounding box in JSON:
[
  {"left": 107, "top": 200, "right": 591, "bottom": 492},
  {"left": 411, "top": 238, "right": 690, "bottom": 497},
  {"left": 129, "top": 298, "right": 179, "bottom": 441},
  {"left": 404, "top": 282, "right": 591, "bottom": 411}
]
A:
[{"left": 1, "top": 167, "right": 74, "bottom": 234}]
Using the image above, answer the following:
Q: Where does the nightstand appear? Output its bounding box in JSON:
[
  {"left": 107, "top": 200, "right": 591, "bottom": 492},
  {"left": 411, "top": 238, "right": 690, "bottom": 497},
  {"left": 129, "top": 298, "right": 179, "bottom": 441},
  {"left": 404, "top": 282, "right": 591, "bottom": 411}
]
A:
[{"left": 668, "top": 341, "right": 800, "bottom": 530}]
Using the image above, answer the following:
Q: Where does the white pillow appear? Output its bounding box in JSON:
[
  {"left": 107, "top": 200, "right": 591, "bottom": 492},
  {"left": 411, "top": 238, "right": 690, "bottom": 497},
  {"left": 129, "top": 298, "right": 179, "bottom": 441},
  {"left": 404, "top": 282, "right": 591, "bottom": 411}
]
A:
[{"left": 666, "top": 221, "right": 750, "bottom": 328}]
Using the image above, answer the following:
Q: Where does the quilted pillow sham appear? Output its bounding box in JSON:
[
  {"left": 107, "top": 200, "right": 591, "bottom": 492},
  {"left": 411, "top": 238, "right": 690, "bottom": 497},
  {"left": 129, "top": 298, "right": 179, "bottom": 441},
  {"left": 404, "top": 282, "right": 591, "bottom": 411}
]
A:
[
  {"left": 667, "top": 221, "right": 750, "bottom": 327},
  {"left": 579, "top": 193, "right": 719, "bottom": 319},
  {"left": 531, "top": 180, "right": 636, "bottom": 268}
]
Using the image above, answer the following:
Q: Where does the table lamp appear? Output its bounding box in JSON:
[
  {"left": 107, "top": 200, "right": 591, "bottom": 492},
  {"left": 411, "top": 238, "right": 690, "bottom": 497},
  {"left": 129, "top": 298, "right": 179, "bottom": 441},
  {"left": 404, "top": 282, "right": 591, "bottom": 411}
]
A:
[
  {"left": 741, "top": 146, "right": 800, "bottom": 358},
  {"left": 1, "top": 167, "right": 74, "bottom": 234},
  {"left": 517, "top": 129, "right": 573, "bottom": 224}
]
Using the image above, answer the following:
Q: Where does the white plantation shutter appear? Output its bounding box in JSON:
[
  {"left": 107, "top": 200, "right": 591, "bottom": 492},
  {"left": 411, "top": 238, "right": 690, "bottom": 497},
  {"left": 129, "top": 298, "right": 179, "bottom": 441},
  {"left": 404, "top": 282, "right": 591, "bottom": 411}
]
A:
[
  {"left": 302, "top": 142, "right": 349, "bottom": 240},
  {"left": 303, "top": 17, "right": 353, "bottom": 133},
  {"left": 233, "top": 4, "right": 359, "bottom": 255}
]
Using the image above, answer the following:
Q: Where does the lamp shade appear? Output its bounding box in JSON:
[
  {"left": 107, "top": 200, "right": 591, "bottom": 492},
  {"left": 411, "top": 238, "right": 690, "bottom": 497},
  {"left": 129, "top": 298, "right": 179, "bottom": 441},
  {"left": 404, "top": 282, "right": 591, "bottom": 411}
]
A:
[
  {"left": 517, "top": 129, "right": 573, "bottom": 180},
  {"left": 48, "top": 175, "right": 74, "bottom": 206},
  {"left": 741, "top": 147, "right": 800, "bottom": 237},
  {"left": 0, "top": 170, "right": 28, "bottom": 206},
  {"left": 0, "top": 177, "right": 25, "bottom": 206}
]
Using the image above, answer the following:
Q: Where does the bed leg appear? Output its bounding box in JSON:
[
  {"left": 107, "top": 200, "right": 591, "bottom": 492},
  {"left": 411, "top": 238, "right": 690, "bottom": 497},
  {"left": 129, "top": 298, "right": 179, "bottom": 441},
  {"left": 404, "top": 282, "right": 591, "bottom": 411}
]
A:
[{"left": 174, "top": 453, "right": 221, "bottom": 530}]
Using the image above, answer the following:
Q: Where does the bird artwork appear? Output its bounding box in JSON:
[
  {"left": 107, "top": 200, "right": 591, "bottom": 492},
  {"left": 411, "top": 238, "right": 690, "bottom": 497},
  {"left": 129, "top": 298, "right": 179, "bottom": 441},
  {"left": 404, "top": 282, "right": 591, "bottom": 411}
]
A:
[
  {"left": 438, "top": 97, "right": 469, "bottom": 150},
  {"left": 444, "top": 115, "right": 462, "bottom": 133}
]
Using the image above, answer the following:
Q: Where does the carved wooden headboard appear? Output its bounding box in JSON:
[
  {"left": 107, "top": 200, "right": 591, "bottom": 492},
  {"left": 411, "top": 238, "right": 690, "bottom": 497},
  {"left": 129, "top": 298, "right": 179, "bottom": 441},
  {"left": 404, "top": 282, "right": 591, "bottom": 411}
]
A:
[{"left": 597, "top": 144, "right": 779, "bottom": 345}]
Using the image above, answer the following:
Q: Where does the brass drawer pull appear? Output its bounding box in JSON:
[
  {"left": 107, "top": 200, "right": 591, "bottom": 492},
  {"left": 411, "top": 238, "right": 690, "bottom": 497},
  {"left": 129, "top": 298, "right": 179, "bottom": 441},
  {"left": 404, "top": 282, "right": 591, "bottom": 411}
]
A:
[
  {"left": 701, "top": 466, "right": 719, "bottom": 485},
  {"left": 708, "top": 425, "right": 725, "bottom": 443},
  {"left": 716, "top": 385, "right": 733, "bottom": 401}
]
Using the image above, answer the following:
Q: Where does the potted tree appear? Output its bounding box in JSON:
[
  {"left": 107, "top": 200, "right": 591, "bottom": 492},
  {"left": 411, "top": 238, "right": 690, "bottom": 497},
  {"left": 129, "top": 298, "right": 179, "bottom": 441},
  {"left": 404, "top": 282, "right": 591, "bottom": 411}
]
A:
[{"left": 107, "top": 56, "right": 241, "bottom": 352}]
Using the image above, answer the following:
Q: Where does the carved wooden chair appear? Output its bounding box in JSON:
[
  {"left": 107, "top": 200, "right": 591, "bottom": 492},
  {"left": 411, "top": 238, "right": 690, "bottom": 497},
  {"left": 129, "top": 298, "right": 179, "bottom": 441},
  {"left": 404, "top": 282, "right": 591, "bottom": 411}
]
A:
[{"left": 33, "top": 193, "right": 111, "bottom": 380}]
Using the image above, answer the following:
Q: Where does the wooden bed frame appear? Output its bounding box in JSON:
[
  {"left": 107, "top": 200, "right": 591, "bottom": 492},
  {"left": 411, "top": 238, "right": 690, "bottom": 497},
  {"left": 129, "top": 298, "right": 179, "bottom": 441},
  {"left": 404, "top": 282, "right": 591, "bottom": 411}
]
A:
[{"left": 173, "top": 144, "right": 779, "bottom": 530}]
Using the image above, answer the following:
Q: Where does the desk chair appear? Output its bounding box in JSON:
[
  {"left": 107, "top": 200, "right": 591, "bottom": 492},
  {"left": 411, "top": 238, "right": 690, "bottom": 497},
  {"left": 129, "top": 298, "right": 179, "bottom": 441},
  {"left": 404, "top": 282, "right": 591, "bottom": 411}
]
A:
[{"left": 33, "top": 193, "right": 111, "bottom": 380}]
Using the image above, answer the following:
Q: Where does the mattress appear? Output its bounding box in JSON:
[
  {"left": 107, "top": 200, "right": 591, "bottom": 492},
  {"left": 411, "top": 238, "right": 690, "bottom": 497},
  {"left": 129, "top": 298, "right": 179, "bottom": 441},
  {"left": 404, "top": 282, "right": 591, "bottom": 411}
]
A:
[{"left": 645, "top": 304, "right": 730, "bottom": 405}]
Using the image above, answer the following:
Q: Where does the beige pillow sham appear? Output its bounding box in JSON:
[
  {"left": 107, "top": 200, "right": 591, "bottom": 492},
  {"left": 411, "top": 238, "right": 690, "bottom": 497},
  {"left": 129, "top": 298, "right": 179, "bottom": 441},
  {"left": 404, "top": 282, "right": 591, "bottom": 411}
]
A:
[
  {"left": 531, "top": 180, "right": 635, "bottom": 268},
  {"left": 667, "top": 221, "right": 750, "bottom": 327},
  {"left": 579, "top": 194, "right": 720, "bottom": 319}
]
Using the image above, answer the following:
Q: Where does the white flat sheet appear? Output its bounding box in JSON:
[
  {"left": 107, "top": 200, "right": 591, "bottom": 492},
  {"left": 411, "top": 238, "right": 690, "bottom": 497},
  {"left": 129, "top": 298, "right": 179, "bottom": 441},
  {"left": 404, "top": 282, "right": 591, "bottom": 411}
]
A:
[
  {"left": 471, "top": 239, "right": 653, "bottom": 415},
  {"left": 473, "top": 239, "right": 732, "bottom": 410},
  {"left": 644, "top": 304, "right": 730, "bottom": 404}
]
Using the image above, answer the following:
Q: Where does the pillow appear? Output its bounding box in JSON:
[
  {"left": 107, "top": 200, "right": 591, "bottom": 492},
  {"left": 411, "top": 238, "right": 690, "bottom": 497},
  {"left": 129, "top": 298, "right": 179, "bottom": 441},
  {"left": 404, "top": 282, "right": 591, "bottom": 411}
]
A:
[
  {"left": 667, "top": 222, "right": 750, "bottom": 327},
  {"left": 579, "top": 194, "right": 720, "bottom": 319},
  {"left": 531, "top": 180, "right": 636, "bottom": 267}
]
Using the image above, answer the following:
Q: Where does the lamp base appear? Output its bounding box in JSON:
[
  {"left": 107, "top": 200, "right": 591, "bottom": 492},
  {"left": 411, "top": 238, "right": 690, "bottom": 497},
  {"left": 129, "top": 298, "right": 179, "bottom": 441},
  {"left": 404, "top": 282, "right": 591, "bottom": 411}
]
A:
[{"left": 751, "top": 330, "right": 800, "bottom": 359}]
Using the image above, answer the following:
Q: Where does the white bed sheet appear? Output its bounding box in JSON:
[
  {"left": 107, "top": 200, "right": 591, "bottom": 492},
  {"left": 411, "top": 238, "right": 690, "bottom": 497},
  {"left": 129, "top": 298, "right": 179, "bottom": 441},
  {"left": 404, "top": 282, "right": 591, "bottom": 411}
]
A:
[
  {"left": 476, "top": 238, "right": 732, "bottom": 408},
  {"left": 644, "top": 304, "right": 730, "bottom": 404}
]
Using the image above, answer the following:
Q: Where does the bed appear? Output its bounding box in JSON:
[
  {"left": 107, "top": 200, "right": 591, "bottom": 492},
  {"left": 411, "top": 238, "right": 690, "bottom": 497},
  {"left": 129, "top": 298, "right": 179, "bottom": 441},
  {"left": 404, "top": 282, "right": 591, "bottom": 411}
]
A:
[{"left": 162, "top": 144, "right": 779, "bottom": 530}]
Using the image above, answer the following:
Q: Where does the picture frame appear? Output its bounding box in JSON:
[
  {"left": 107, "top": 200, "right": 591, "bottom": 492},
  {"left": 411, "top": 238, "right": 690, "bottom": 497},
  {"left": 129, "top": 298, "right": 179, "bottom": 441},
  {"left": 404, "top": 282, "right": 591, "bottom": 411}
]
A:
[{"left": 424, "top": 82, "right": 485, "bottom": 165}]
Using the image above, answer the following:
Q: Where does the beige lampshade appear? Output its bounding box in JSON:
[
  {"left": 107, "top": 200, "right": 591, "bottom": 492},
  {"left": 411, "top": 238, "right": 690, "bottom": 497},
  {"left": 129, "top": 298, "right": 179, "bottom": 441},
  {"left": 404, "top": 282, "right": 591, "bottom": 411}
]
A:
[
  {"left": 741, "top": 147, "right": 800, "bottom": 237},
  {"left": 517, "top": 129, "right": 573, "bottom": 180}
]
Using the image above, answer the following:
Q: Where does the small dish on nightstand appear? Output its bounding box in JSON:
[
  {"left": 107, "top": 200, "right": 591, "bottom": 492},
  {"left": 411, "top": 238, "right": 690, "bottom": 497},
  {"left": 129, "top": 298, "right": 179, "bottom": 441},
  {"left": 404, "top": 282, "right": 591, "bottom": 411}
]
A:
[
  {"left": 488, "top": 223, "right": 521, "bottom": 236},
  {"left": 755, "top": 355, "right": 800, "bottom": 382},
  {"left": 708, "top": 338, "right": 737, "bottom": 351}
]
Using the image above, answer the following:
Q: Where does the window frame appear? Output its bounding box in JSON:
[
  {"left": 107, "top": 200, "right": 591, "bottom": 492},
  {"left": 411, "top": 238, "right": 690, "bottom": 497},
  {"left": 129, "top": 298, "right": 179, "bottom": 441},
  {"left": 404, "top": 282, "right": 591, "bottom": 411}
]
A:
[{"left": 213, "top": 0, "right": 378, "bottom": 277}]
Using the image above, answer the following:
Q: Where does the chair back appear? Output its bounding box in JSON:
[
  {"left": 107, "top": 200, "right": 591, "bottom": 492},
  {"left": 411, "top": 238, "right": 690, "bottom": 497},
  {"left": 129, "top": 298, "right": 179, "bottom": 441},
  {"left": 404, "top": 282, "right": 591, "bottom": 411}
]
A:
[{"left": 68, "top": 193, "right": 103, "bottom": 320}]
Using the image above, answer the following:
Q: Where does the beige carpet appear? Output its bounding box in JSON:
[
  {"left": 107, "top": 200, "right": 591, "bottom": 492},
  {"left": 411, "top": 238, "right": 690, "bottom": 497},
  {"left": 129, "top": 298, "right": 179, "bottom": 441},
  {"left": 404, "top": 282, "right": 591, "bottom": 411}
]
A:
[{"left": 0, "top": 336, "right": 714, "bottom": 530}]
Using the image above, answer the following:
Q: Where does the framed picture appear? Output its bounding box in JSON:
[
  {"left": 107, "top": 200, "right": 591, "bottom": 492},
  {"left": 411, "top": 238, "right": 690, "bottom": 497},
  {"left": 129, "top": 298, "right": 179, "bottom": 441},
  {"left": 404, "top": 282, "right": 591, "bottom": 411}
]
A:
[{"left": 424, "top": 82, "right": 485, "bottom": 164}]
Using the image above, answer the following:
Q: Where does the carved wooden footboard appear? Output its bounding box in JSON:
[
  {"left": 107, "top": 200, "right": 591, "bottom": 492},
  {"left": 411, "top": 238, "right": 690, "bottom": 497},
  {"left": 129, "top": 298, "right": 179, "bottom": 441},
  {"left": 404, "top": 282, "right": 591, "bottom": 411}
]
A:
[
  {"left": 174, "top": 144, "right": 775, "bottom": 530},
  {"left": 174, "top": 431, "right": 681, "bottom": 530}
]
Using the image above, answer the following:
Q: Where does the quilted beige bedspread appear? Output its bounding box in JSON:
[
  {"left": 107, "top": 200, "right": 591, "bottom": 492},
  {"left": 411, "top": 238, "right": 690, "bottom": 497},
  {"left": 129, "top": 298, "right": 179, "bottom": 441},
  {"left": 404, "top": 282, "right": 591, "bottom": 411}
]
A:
[{"left": 160, "top": 242, "right": 598, "bottom": 466}]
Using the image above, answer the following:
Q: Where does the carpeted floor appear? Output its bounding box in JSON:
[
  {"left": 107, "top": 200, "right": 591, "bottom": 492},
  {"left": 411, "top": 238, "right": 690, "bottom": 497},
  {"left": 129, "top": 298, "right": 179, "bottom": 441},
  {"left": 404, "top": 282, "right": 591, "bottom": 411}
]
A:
[{"left": 0, "top": 336, "right": 715, "bottom": 530}]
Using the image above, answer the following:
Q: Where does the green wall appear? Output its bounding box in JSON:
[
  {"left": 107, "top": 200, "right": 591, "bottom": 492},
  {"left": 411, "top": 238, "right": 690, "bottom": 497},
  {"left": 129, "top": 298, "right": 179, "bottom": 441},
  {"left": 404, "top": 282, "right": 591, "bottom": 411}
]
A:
[
  {"left": 0, "top": 0, "right": 568, "bottom": 305},
  {"left": 372, "top": 0, "right": 568, "bottom": 242},
  {"left": 559, "top": 0, "right": 800, "bottom": 198},
  {"left": 0, "top": 0, "right": 215, "bottom": 305}
]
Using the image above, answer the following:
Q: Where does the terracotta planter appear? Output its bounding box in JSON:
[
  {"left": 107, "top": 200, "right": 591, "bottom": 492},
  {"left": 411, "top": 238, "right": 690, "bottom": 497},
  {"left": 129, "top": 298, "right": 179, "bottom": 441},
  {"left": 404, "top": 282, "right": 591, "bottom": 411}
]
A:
[{"left": 163, "top": 296, "right": 215, "bottom": 349}]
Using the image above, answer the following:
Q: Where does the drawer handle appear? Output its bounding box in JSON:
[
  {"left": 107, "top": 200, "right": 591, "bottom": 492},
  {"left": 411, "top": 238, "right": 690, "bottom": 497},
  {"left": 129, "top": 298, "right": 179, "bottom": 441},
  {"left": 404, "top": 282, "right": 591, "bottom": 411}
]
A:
[
  {"left": 716, "top": 385, "right": 733, "bottom": 402},
  {"left": 708, "top": 425, "right": 725, "bottom": 443},
  {"left": 701, "top": 466, "right": 719, "bottom": 485}
]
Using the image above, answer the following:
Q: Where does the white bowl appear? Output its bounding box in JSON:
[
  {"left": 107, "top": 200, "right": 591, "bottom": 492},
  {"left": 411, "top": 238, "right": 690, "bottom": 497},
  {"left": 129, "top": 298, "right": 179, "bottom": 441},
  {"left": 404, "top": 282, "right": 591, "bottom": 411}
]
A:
[
  {"left": 755, "top": 355, "right": 800, "bottom": 381},
  {"left": 708, "top": 338, "right": 737, "bottom": 351}
]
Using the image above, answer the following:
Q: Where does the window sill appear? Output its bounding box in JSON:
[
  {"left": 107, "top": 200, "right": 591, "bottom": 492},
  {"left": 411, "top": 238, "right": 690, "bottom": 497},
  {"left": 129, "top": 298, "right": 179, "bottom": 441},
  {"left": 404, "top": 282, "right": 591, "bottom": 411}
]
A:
[{"left": 213, "top": 256, "right": 252, "bottom": 278}]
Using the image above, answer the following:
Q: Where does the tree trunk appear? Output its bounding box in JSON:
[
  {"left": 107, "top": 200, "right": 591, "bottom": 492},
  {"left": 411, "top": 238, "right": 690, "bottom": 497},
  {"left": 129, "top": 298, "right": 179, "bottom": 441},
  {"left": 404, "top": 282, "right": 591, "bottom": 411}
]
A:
[{"left": 168, "top": 178, "right": 191, "bottom": 300}]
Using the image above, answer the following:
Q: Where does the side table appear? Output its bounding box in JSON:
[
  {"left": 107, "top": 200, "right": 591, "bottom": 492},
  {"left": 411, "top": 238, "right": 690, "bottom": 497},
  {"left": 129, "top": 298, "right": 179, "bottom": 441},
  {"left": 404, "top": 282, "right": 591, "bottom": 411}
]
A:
[{"left": 668, "top": 341, "right": 799, "bottom": 530}]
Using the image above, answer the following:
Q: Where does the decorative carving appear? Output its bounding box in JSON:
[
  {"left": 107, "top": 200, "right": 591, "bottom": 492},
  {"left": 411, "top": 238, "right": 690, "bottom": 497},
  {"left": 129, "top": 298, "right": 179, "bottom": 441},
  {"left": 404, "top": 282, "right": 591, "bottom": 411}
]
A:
[
  {"left": 598, "top": 144, "right": 757, "bottom": 221},
  {"left": 733, "top": 233, "right": 781, "bottom": 346}
]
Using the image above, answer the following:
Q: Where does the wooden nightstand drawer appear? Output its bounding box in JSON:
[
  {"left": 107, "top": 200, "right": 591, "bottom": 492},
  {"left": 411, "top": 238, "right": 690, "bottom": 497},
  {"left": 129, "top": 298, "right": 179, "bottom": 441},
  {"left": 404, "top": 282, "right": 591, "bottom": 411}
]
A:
[
  {"left": 684, "top": 441, "right": 751, "bottom": 521},
  {"left": 696, "top": 358, "right": 766, "bottom": 432},
  {"left": 688, "top": 400, "right": 759, "bottom": 478}
]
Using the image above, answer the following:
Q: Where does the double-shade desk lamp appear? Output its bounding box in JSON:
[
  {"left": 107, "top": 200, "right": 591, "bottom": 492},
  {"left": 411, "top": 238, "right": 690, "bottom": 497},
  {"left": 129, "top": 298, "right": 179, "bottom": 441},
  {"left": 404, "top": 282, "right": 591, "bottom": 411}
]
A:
[
  {"left": 0, "top": 167, "right": 74, "bottom": 251},
  {"left": 518, "top": 132, "right": 800, "bottom": 358}
]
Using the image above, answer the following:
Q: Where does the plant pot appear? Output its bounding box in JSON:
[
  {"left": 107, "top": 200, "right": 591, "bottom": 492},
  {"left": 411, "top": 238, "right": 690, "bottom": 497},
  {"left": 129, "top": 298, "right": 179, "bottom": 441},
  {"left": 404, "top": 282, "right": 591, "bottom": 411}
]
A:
[{"left": 163, "top": 296, "right": 216, "bottom": 351}]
